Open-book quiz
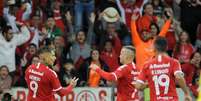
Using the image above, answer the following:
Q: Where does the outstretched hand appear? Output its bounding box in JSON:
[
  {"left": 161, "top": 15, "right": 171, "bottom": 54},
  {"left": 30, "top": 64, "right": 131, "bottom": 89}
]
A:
[
  {"left": 164, "top": 8, "right": 173, "bottom": 19},
  {"left": 69, "top": 77, "right": 79, "bottom": 87},
  {"left": 89, "top": 12, "right": 96, "bottom": 23},
  {"left": 65, "top": 11, "right": 72, "bottom": 22}
]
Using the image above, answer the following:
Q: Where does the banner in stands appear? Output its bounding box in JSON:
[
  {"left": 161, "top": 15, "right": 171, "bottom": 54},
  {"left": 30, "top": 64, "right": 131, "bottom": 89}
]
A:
[
  {"left": 11, "top": 87, "right": 113, "bottom": 101},
  {"left": 11, "top": 87, "right": 185, "bottom": 101}
]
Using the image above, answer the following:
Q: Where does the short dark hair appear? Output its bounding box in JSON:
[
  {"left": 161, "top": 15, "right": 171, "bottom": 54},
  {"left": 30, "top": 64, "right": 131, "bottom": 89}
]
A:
[
  {"left": 123, "top": 45, "right": 136, "bottom": 53},
  {"left": 154, "top": 36, "right": 167, "bottom": 52},
  {"left": 142, "top": 3, "right": 153, "bottom": 15},
  {"left": 29, "top": 43, "right": 37, "bottom": 48},
  {"left": 0, "top": 65, "right": 9, "bottom": 72},
  {"left": 150, "top": 22, "right": 160, "bottom": 34},
  {"left": 2, "top": 25, "right": 12, "bottom": 34}
]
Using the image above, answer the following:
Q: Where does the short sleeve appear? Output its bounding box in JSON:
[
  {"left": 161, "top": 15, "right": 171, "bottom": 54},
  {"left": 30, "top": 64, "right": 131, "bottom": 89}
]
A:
[
  {"left": 137, "top": 64, "right": 148, "bottom": 84},
  {"left": 113, "top": 65, "right": 128, "bottom": 80},
  {"left": 172, "top": 59, "right": 183, "bottom": 76},
  {"left": 49, "top": 69, "right": 62, "bottom": 92}
]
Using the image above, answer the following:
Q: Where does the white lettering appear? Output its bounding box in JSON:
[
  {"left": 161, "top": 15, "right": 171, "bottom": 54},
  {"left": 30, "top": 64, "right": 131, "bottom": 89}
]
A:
[
  {"left": 151, "top": 69, "right": 169, "bottom": 75},
  {"left": 29, "top": 75, "right": 41, "bottom": 81},
  {"left": 150, "top": 63, "right": 170, "bottom": 69},
  {"left": 29, "top": 69, "right": 44, "bottom": 76}
]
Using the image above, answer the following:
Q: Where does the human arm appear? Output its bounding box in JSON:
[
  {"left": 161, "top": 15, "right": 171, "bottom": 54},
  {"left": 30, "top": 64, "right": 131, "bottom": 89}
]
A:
[
  {"left": 57, "top": 77, "right": 78, "bottom": 96},
  {"left": 90, "top": 64, "right": 127, "bottom": 81},
  {"left": 22, "top": 3, "right": 32, "bottom": 20},
  {"left": 15, "top": 25, "right": 31, "bottom": 45},
  {"left": 173, "top": 60, "right": 192, "bottom": 101},
  {"left": 132, "top": 65, "right": 148, "bottom": 90},
  {"left": 49, "top": 68, "right": 78, "bottom": 96},
  {"left": 86, "top": 13, "right": 96, "bottom": 45},
  {"left": 159, "top": 9, "right": 173, "bottom": 37},
  {"left": 65, "top": 11, "right": 75, "bottom": 43},
  {"left": 130, "top": 14, "right": 142, "bottom": 45},
  {"left": 175, "top": 72, "right": 192, "bottom": 101},
  {"left": 115, "top": 0, "right": 126, "bottom": 23}
]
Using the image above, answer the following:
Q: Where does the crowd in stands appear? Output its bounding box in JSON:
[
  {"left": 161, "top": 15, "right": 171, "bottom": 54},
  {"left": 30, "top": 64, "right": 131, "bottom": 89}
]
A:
[{"left": 0, "top": 0, "right": 201, "bottom": 100}]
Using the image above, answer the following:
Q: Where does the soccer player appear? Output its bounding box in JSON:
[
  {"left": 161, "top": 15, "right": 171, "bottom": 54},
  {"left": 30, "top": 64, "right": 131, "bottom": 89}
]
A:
[
  {"left": 25, "top": 47, "right": 78, "bottom": 101},
  {"left": 133, "top": 37, "right": 192, "bottom": 101},
  {"left": 90, "top": 46, "right": 139, "bottom": 101}
]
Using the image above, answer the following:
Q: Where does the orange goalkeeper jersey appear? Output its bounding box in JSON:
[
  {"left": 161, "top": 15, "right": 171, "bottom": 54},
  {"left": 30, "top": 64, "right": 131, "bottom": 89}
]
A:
[{"left": 131, "top": 19, "right": 171, "bottom": 70}]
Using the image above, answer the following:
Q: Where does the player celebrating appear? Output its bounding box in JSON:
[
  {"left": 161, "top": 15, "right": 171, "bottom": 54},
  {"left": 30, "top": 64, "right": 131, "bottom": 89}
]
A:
[
  {"left": 90, "top": 46, "right": 139, "bottom": 101},
  {"left": 133, "top": 37, "right": 192, "bottom": 101},
  {"left": 25, "top": 47, "right": 78, "bottom": 101}
]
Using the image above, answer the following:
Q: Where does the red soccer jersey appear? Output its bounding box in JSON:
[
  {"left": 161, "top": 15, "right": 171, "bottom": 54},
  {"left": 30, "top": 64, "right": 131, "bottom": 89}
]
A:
[
  {"left": 137, "top": 55, "right": 183, "bottom": 101},
  {"left": 113, "top": 62, "right": 139, "bottom": 101},
  {"left": 25, "top": 63, "right": 62, "bottom": 101}
]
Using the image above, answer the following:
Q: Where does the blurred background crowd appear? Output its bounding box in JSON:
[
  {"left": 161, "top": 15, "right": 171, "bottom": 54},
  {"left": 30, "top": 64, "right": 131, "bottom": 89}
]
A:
[{"left": 0, "top": 0, "right": 201, "bottom": 100}]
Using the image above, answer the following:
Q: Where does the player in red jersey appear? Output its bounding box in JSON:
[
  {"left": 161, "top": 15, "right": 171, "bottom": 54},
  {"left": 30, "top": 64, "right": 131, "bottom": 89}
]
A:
[
  {"left": 90, "top": 46, "right": 139, "bottom": 101},
  {"left": 25, "top": 47, "right": 78, "bottom": 101},
  {"left": 133, "top": 36, "right": 192, "bottom": 101}
]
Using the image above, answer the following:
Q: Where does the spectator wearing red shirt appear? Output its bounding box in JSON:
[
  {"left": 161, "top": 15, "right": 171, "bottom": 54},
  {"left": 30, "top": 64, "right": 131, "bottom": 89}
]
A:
[
  {"left": 53, "top": 1, "right": 65, "bottom": 32},
  {"left": 100, "top": 37, "right": 121, "bottom": 72},
  {"left": 119, "top": 0, "right": 143, "bottom": 30},
  {"left": 181, "top": 51, "right": 201, "bottom": 97},
  {"left": 137, "top": 3, "right": 157, "bottom": 33},
  {"left": 181, "top": 51, "right": 201, "bottom": 85},
  {"left": 173, "top": 31, "right": 195, "bottom": 64}
]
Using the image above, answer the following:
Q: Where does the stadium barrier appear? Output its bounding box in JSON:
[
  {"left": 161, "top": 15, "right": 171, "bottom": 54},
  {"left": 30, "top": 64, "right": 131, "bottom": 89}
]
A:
[{"left": 11, "top": 87, "right": 185, "bottom": 101}]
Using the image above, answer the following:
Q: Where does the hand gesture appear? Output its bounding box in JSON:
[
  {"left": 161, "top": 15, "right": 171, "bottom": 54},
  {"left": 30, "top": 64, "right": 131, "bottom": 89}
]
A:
[
  {"left": 89, "top": 12, "right": 96, "bottom": 23},
  {"left": 89, "top": 64, "right": 99, "bottom": 71},
  {"left": 21, "top": 52, "right": 28, "bottom": 67},
  {"left": 164, "top": 8, "right": 173, "bottom": 19},
  {"left": 131, "top": 13, "right": 139, "bottom": 21},
  {"left": 65, "top": 11, "right": 72, "bottom": 22},
  {"left": 69, "top": 77, "right": 79, "bottom": 87},
  {"left": 41, "top": 27, "right": 48, "bottom": 35}
]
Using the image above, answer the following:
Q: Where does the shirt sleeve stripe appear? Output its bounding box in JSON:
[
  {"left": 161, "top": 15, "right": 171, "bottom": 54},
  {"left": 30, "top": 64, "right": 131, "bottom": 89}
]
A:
[
  {"left": 53, "top": 86, "right": 62, "bottom": 92},
  {"left": 174, "top": 70, "right": 184, "bottom": 76},
  {"left": 112, "top": 72, "right": 118, "bottom": 81}
]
